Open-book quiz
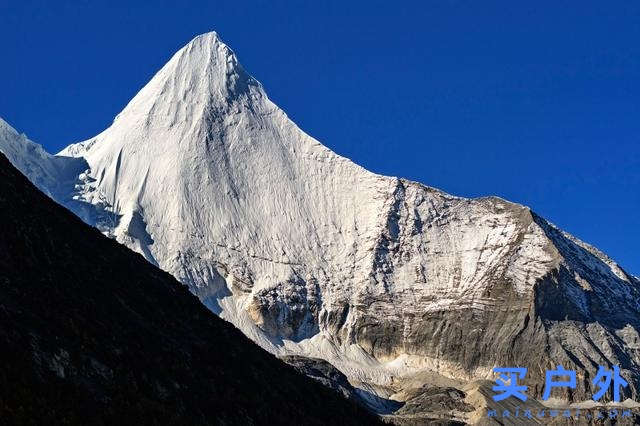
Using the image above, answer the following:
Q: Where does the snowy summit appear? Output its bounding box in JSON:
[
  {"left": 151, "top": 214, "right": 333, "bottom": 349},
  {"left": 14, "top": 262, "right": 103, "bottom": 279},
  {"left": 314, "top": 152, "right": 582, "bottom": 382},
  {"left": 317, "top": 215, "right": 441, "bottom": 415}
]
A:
[{"left": 2, "top": 31, "right": 640, "bottom": 418}]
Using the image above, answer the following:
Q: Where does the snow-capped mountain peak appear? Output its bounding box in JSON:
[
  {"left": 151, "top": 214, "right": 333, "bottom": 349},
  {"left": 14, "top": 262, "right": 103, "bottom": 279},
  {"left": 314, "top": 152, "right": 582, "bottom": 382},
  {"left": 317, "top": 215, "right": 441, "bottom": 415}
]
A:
[
  {"left": 60, "top": 31, "right": 258, "bottom": 158},
  {"left": 113, "top": 31, "right": 258, "bottom": 126},
  {"left": 4, "top": 32, "right": 640, "bottom": 412}
]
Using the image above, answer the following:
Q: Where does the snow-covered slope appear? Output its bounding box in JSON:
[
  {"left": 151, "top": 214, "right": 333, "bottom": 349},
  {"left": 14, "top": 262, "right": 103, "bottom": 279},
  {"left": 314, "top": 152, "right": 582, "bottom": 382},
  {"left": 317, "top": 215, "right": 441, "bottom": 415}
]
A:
[
  {"left": 17, "top": 31, "right": 640, "bottom": 405},
  {"left": 0, "top": 118, "right": 85, "bottom": 199}
]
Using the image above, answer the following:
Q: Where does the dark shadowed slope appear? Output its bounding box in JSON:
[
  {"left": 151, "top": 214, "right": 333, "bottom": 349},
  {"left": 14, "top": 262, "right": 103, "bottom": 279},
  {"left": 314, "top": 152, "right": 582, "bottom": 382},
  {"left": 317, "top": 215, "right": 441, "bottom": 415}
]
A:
[{"left": 0, "top": 153, "right": 381, "bottom": 426}]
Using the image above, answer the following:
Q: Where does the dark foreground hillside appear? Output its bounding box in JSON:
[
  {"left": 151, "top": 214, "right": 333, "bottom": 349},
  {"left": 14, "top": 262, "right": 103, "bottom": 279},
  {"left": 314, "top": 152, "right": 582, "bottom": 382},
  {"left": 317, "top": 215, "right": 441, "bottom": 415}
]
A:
[{"left": 0, "top": 153, "right": 381, "bottom": 426}]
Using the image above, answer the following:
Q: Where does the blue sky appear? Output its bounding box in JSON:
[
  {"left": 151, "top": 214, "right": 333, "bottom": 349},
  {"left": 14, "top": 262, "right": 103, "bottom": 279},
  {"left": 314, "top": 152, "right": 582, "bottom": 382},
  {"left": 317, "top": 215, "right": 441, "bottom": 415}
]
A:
[{"left": 1, "top": 1, "right": 638, "bottom": 274}]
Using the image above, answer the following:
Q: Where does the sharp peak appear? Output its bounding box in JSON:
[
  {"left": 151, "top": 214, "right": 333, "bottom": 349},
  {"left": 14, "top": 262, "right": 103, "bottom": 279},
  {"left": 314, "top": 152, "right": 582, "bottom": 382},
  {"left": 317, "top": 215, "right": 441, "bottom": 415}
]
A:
[
  {"left": 106, "top": 30, "right": 261, "bottom": 129},
  {"left": 158, "top": 30, "right": 253, "bottom": 85},
  {"left": 187, "top": 31, "right": 222, "bottom": 45},
  {"left": 177, "top": 31, "right": 236, "bottom": 61}
]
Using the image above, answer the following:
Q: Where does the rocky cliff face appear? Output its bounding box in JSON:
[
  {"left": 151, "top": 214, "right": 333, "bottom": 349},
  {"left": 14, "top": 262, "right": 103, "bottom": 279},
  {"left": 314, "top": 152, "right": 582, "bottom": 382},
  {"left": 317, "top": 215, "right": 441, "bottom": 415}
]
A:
[{"left": 4, "top": 31, "right": 640, "bottom": 411}]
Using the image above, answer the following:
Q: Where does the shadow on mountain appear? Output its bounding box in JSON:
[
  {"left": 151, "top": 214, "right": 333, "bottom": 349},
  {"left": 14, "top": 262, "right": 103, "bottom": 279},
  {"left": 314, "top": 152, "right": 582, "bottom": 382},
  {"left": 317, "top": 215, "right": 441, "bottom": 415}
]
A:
[
  {"left": 532, "top": 212, "right": 640, "bottom": 330},
  {"left": 0, "top": 153, "right": 381, "bottom": 425},
  {"left": 280, "top": 355, "right": 404, "bottom": 415}
]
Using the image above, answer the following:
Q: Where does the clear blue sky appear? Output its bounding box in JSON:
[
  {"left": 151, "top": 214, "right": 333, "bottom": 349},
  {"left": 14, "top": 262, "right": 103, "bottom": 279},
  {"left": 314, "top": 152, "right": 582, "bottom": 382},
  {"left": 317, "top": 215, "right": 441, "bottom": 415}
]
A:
[{"left": 1, "top": 1, "right": 638, "bottom": 274}]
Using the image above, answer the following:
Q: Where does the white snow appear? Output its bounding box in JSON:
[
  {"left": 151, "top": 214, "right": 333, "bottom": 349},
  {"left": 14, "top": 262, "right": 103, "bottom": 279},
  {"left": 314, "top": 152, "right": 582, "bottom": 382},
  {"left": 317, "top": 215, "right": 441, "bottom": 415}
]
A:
[{"left": 3, "top": 31, "right": 638, "bottom": 396}]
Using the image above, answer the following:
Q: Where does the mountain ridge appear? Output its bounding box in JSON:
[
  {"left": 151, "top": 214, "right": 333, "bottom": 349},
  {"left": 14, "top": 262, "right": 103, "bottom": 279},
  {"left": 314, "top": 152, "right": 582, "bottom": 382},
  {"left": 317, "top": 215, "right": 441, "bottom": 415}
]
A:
[{"left": 2, "top": 31, "right": 640, "bottom": 418}]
